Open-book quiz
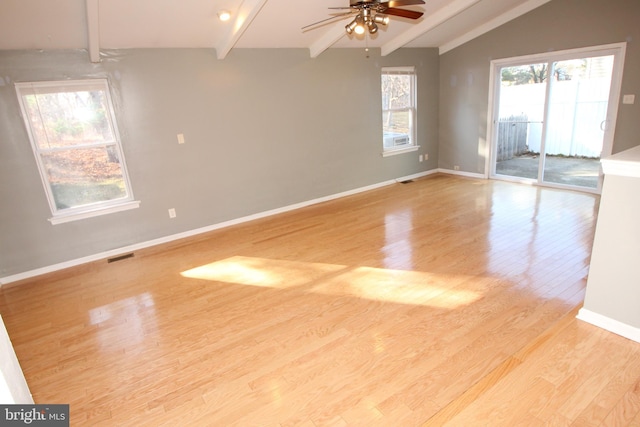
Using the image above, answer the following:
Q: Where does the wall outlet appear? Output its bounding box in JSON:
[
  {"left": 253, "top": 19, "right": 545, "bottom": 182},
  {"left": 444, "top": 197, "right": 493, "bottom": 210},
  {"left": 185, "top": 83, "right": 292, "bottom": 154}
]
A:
[
  {"left": 177, "top": 133, "right": 185, "bottom": 144},
  {"left": 419, "top": 154, "right": 424, "bottom": 162},
  {"left": 623, "top": 94, "right": 635, "bottom": 105},
  {"left": 168, "top": 208, "right": 176, "bottom": 218},
  {"left": 454, "top": 165, "right": 460, "bottom": 171},
  {"left": 425, "top": 153, "right": 429, "bottom": 160}
]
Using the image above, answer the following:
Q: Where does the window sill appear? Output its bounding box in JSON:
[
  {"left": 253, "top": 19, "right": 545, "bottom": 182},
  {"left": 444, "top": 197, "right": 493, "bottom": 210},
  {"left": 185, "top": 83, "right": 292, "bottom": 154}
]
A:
[
  {"left": 48, "top": 200, "right": 141, "bottom": 225},
  {"left": 382, "top": 145, "right": 420, "bottom": 157}
]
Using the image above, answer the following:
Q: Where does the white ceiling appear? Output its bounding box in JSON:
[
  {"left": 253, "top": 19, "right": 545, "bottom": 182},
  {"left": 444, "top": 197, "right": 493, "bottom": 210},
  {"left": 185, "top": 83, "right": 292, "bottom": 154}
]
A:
[{"left": 0, "top": 0, "right": 551, "bottom": 60}]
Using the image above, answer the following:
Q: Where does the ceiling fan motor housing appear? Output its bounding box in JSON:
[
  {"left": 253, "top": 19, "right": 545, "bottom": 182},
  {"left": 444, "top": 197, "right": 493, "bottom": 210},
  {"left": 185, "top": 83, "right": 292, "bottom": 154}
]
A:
[{"left": 350, "top": 0, "right": 377, "bottom": 6}]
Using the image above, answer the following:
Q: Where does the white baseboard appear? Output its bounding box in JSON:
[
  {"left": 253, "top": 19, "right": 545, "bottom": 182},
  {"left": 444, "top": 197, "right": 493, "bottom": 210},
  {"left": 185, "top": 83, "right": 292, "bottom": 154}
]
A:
[
  {"left": 0, "top": 170, "right": 438, "bottom": 286},
  {"left": 437, "top": 168, "right": 486, "bottom": 179},
  {"left": 576, "top": 308, "right": 640, "bottom": 343}
]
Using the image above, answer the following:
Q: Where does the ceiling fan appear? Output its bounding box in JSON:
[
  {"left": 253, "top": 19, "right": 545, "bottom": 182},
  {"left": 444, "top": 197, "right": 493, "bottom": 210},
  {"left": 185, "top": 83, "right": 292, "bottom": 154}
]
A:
[{"left": 303, "top": 0, "right": 425, "bottom": 35}]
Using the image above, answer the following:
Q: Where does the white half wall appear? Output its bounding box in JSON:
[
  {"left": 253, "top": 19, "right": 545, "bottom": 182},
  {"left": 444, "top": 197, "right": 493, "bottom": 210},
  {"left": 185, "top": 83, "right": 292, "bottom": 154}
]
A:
[
  {"left": 0, "top": 316, "right": 33, "bottom": 404},
  {"left": 579, "top": 145, "right": 640, "bottom": 343}
]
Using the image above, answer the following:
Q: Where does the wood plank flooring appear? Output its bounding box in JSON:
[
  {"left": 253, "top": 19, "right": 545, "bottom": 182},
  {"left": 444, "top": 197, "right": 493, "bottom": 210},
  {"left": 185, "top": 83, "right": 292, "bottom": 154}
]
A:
[{"left": 2, "top": 174, "right": 640, "bottom": 426}]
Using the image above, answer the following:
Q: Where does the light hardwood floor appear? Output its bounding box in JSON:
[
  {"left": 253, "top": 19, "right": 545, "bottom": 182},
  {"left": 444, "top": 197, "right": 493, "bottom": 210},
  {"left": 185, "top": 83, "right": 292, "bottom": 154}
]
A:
[{"left": 2, "top": 175, "right": 640, "bottom": 426}]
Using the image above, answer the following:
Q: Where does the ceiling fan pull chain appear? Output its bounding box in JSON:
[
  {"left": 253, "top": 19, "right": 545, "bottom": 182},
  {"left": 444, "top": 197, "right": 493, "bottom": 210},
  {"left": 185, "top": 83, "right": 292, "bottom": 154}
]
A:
[{"left": 365, "top": 32, "right": 370, "bottom": 58}]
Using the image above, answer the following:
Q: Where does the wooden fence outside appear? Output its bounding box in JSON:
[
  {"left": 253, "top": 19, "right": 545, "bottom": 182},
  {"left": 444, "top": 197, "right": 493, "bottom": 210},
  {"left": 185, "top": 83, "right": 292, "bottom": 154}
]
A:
[{"left": 496, "top": 115, "right": 531, "bottom": 161}]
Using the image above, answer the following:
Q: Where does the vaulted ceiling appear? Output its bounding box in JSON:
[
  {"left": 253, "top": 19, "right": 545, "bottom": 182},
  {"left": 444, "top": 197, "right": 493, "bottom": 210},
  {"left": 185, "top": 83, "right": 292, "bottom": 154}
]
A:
[{"left": 0, "top": 0, "right": 550, "bottom": 61}]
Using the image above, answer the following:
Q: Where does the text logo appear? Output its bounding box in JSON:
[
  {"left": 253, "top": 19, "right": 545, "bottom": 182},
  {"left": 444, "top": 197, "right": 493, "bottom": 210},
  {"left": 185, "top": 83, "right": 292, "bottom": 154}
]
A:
[{"left": 0, "top": 405, "right": 69, "bottom": 426}]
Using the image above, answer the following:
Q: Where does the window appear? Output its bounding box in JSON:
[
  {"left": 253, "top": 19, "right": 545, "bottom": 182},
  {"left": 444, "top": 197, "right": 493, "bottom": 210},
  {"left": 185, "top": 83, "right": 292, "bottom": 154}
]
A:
[
  {"left": 16, "top": 79, "right": 138, "bottom": 224},
  {"left": 381, "top": 66, "right": 418, "bottom": 156}
]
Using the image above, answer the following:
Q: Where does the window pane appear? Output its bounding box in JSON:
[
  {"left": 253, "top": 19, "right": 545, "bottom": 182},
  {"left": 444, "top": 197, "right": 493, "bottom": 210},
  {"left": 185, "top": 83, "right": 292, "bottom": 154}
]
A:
[
  {"left": 42, "top": 146, "right": 126, "bottom": 210},
  {"left": 383, "top": 110, "right": 411, "bottom": 135},
  {"left": 24, "top": 89, "right": 114, "bottom": 149},
  {"left": 381, "top": 68, "right": 416, "bottom": 153},
  {"left": 381, "top": 75, "right": 412, "bottom": 109}
]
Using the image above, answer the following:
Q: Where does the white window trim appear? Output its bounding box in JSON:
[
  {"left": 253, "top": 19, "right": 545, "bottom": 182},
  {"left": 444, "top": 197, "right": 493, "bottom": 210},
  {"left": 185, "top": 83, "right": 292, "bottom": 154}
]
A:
[
  {"left": 49, "top": 200, "right": 141, "bottom": 225},
  {"left": 16, "top": 79, "right": 139, "bottom": 224},
  {"left": 381, "top": 66, "right": 417, "bottom": 156},
  {"left": 381, "top": 145, "right": 420, "bottom": 157}
]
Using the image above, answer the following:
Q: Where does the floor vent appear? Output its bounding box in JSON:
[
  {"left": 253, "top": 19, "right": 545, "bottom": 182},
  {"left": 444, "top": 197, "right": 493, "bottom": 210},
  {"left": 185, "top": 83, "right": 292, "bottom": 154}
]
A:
[{"left": 107, "top": 253, "right": 134, "bottom": 263}]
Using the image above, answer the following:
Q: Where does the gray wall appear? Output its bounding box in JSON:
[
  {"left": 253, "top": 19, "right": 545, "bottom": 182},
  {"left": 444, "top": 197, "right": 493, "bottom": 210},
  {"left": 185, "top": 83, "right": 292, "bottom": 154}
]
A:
[
  {"left": 0, "top": 48, "right": 439, "bottom": 278},
  {"left": 439, "top": 0, "right": 640, "bottom": 173}
]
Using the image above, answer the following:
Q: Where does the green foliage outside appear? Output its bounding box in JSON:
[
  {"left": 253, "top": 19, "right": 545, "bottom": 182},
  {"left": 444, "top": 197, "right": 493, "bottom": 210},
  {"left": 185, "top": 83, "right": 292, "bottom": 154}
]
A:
[{"left": 52, "top": 179, "right": 126, "bottom": 210}]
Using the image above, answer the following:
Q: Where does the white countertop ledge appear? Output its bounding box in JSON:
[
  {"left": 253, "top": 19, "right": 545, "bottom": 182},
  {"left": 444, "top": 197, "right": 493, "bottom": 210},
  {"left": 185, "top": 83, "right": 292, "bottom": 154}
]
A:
[{"left": 601, "top": 145, "right": 640, "bottom": 178}]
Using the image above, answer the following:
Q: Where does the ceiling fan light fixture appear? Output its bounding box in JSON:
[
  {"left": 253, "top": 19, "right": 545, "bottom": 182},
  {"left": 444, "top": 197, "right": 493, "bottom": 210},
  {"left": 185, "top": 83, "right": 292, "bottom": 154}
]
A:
[
  {"left": 217, "top": 10, "right": 231, "bottom": 21},
  {"left": 334, "top": 0, "right": 424, "bottom": 36},
  {"left": 345, "top": 18, "right": 358, "bottom": 34},
  {"left": 355, "top": 14, "right": 366, "bottom": 35},
  {"left": 346, "top": 14, "right": 366, "bottom": 35},
  {"left": 373, "top": 14, "right": 389, "bottom": 26}
]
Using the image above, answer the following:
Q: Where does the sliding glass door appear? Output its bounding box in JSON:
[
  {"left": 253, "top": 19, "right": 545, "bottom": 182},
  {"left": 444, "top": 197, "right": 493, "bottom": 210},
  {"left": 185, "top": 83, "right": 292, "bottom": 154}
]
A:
[
  {"left": 489, "top": 44, "right": 625, "bottom": 193},
  {"left": 542, "top": 56, "right": 614, "bottom": 188},
  {"left": 494, "top": 62, "right": 546, "bottom": 182}
]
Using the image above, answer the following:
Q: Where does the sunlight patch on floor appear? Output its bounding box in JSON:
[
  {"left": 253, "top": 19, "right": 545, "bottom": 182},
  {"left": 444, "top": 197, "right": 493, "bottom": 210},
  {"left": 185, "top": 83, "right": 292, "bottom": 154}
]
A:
[
  {"left": 181, "top": 256, "right": 481, "bottom": 309},
  {"left": 312, "top": 266, "right": 481, "bottom": 308},
  {"left": 181, "top": 256, "right": 345, "bottom": 289}
]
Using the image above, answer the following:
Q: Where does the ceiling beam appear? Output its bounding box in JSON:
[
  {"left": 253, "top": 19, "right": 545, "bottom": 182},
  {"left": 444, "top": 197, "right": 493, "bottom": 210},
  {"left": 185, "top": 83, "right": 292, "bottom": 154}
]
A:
[
  {"left": 308, "top": 23, "right": 346, "bottom": 58},
  {"left": 380, "top": 0, "right": 482, "bottom": 57},
  {"left": 438, "top": 0, "right": 552, "bottom": 54},
  {"left": 86, "top": 0, "right": 100, "bottom": 63},
  {"left": 216, "top": 0, "right": 269, "bottom": 60}
]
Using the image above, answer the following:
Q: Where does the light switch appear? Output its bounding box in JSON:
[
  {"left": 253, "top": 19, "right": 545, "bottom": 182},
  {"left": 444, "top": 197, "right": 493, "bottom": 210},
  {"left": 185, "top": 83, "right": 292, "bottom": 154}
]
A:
[
  {"left": 623, "top": 94, "right": 635, "bottom": 105},
  {"left": 177, "top": 133, "right": 185, "bottom": 144}
]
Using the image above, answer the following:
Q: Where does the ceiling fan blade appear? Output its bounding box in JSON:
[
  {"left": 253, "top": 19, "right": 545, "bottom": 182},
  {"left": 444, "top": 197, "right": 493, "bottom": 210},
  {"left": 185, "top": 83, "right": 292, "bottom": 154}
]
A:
[
  {"left": 385, "top": 0, "right": 425, "bottom": 7},
  {"left": 302, "top": 12, "right": 355, "bottom": 31},
  {"left": 382, "top": 7, "right": 424, "bottom": 19}
]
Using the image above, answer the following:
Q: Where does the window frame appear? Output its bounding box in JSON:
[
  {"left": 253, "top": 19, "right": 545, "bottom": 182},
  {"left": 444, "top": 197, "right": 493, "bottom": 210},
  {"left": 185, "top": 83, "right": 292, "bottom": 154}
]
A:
[
  {"left": 15, "top": 79, "right": 139, "bottom": 224},
  {"left": 381, "top": 66, "right": 419, "bottom": 157}
]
